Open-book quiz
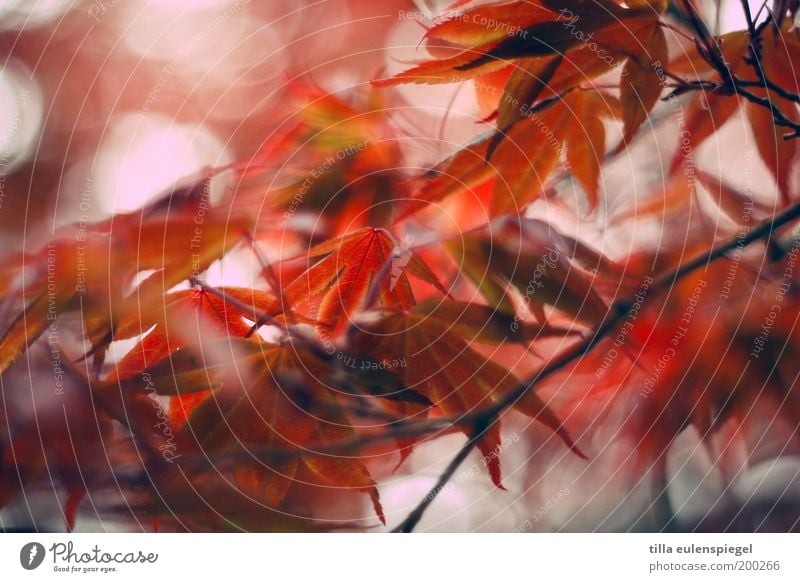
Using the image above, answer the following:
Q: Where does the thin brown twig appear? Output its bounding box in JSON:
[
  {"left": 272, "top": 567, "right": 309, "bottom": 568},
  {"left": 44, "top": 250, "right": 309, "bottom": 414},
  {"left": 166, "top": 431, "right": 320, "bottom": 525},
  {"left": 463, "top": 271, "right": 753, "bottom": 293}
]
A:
[
  {"left": 674, "top": 0, "right": 800, "bottom": 138},
  {"left": 737, "top": 0, "right": 800, "bottom": 105},
  {"left": 189, "top": 277, "right": 287, "bottom": 332},
  {"left": 186, "top": 278, "right": 422, "bottom": 425},
  {"left": 242, "top": 230, "right": 299, "bottom": 332},
  {"left": 391, "top": 421, "right": 488, "bottom": 532}
]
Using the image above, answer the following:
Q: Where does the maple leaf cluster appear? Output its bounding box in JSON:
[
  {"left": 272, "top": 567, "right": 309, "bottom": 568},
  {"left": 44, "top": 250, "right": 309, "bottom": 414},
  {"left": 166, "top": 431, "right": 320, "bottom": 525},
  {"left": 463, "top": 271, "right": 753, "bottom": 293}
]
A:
[{"left": 2, "top": 0, "right": 800, "bottom": 532}]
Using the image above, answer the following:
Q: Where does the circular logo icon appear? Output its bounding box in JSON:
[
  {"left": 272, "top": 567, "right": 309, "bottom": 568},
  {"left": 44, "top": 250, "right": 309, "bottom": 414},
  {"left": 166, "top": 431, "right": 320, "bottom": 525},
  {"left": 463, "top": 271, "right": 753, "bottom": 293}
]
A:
[{"left": 20, "top": 542, "right": 46, "bottom": 570}]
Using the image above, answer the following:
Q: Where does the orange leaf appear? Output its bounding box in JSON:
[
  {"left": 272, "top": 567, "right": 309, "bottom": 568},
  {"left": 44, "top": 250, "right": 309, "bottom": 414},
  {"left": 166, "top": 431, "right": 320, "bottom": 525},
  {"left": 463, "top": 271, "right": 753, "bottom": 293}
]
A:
[
  {"left": 282, "top": 228, "right": 444, "bottom": 332},
  {"left": 351, "top": 306, "right": 584, "bottom": 487},
  {"left": 747, "top": 101, "right": 799, "bottom": 204},
  {"left": 179, "top": 340, "right": 385, "bottom": 521},
  {"left": 565, "top": 91, "right": 609, "bottom": 208},
  {"left": 426, "top": 2, "right": 556, "bottom": 46},
  {"left": 108, "top": 288, "right": 280, "bottom": 381},
  {"left": 619, "top": 21, "right": 667, "bottom": 145},
  {"left": 448, "top": 216, "right": 613, "bottom": 326},
  {"left": 669, "top": 91, "right": 740, "bottom": 175}
]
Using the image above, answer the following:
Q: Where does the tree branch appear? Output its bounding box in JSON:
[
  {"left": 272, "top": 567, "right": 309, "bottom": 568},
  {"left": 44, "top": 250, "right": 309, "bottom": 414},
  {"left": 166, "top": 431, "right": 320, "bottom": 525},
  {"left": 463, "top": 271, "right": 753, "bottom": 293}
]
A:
[
  {"left": 391, "top": 197, "right": 800, "bottom": 532},
  {"left": 674, "top": 0, "right": 800, "bottom": 138}
]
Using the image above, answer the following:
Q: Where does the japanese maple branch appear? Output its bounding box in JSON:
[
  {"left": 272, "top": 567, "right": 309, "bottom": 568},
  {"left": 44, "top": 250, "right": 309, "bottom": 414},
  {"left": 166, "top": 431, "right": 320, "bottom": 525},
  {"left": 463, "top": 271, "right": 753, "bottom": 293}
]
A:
[
  {"left": 187, "top": 278, "right": 417, "bottom": 424},
  {"left": 392, "top": 419, "right": 491, "bottom": 532},
  {"left": 188, "top": 199, "right": 800, "bottom": 531},
  {"left": 737, "top": 0, "right": 800, "bottom": 104},
  {"left": 391, "top": 197, "right": 800, "bottom": 533},
  {"left": 674, "top": 0, "right": 800, "bottom": 138}
]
